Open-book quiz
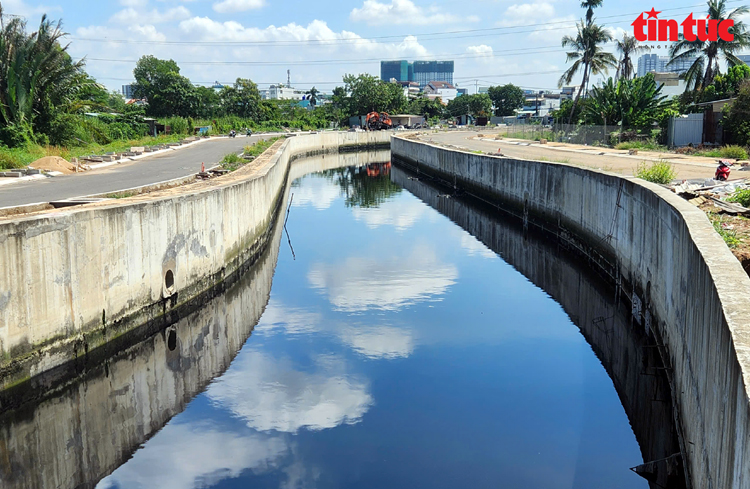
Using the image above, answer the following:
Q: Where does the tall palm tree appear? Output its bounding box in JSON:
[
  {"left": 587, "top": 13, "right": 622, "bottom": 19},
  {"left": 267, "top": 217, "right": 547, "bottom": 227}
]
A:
[
  {"left": 616, "top": 34, "right": 650, "bottom": 79},
  {"left": 0, "top": 6, "right": 84, "bottom": 133},
  {"left": 306, "top": 86, "right": 319, "bottom": 106},
  {"left": 559, "top": 20, "right": 617, "bottom": 124},
  {"left": 668, "top": 0, "right": 750, "bottom": 90},
  {"left": 581, "top": 0, "right": 603, "bottom": 25}
]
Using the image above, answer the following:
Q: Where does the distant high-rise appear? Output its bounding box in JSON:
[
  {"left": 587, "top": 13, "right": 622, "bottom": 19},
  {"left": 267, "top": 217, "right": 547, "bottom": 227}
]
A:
[
  {"left": 122, "top": 84, "right": 135, "bottom": 99},
  {"left": 637, "top": 54, "right": 697, "bottom": 77},
  {"left": 380, "top": 60, "right": 454, "bottom": 87}
]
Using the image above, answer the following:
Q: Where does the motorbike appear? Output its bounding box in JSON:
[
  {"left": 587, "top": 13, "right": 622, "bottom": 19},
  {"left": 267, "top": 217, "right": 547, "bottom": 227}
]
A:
[
  {"left": 716, "top": 160, "right": 731, "bottom": 181},
  {"left": 229, "top": 130, "right": 237, "bottom": 138}
]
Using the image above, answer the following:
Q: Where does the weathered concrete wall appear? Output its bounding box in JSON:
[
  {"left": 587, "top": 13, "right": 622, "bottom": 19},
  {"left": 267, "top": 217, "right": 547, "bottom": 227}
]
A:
[
  {"left": 0, "top": 132, "right": 390, "bottom": 393},
  {"left": 391, "top": 136, "right": 750, "bottom": 489}
]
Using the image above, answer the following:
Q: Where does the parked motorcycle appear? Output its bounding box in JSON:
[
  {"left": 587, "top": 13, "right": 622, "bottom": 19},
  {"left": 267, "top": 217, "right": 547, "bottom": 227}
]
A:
[{"left": 716, "top": 160, "right": 731, "bottom": 181}]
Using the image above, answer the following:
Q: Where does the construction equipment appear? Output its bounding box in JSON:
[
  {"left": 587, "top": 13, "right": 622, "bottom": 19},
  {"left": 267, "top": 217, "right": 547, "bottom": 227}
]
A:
[{"left": 366, "top": 111, "right": 393, "bottom": 131}]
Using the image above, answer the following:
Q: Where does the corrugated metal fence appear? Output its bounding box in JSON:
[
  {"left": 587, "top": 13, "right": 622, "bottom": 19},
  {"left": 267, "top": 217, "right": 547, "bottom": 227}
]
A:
[{"left": 667, "top": 113, "right": 704, "bottom": 147}]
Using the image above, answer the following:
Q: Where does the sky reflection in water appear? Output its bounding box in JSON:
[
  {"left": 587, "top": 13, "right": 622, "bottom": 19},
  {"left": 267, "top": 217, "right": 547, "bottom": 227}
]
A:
[{"left": 99, "top": 166, "right": 646, "bottom": 489}]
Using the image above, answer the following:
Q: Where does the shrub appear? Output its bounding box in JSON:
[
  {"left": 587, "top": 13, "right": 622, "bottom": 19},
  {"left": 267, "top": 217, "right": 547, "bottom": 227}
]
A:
[
  {"left": 635, "top": 160, "right": 676, "bottom": 184},
  {"left": 720, "top": 145, "right": 748, "bottom": 160},
  {"left": 728, "top": 188, "right": 750, "bottom": 207}
]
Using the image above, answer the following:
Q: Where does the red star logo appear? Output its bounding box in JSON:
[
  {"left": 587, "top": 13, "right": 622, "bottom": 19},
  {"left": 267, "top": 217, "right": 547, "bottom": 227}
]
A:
[{"left": 645, "top": 7, "right": 661, "bottom": 18}]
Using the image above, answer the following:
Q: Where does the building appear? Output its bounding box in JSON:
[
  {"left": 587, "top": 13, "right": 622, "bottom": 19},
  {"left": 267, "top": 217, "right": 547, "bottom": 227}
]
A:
[
  {"left": 519, "top": 91, "right": 561, "bottom": 117},
  {"left": 737, "top": 54, "right": 750, "bottom": 64},
  {"left": 380, "top": 59, "right": 454, "bottom": 87},
  {"left": 637, "top": 54, "right": 698, "bottom": 77},
  {"left": 424, "top": 81, "right": 458, "bottom": 103},
  {"left": 653, "top": 72, "right": 687, "bottom": 97},
  {"left": 122, "top": 84, "right": 135, "bottom": 99},
  {"left": 261, "top": 84, "right": 308, "bottom": 101},
  {"left": 396, "top": 81, "right": 421, "bottom": 100}
]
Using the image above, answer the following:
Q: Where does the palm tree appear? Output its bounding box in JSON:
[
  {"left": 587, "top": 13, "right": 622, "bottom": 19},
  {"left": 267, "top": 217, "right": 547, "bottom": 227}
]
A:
[
  {"left": 581, "top": 0, "right": 603, "bottom": 25},
  {"left": 668, "top": 0, "right": 750, "bottom": 90},
  {"left": 0, "top": 6, "right": 84, "bottom": 135},
  {"left": 615, "top": 34, "right": 650, "bottom": 79},
  {"left": 559, "top": 20, "right": 617, "bottom": 124},
  {"left": 306, "top": 86, "right": 319, "bottom": 106}
]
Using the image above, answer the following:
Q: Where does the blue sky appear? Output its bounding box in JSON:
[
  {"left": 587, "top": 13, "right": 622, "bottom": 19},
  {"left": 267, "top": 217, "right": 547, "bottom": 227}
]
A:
[{"left": 2, "top": 0, "right": 740, "bottom": 93}]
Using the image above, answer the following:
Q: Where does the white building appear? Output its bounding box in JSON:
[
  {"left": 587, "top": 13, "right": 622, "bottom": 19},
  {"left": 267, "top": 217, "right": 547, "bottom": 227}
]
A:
[
  {"left": 261, "top": 84, "right": 308, "bottom": 101},
  {"left": 424, "top": 81, "right": 458, "bottom": 103}
]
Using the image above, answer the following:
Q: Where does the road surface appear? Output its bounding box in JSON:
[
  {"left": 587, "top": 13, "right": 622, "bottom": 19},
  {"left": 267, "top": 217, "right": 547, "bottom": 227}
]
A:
[
  {"left": 422, "top": 131, "right": 730, "bottom": 181},
  {"left": 0, "top": 136, "right": 266, "bottom": 208}
]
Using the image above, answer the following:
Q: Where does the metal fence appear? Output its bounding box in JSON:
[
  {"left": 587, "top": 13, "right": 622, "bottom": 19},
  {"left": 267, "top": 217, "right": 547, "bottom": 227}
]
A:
[{"left": 490, "top": 123, "right": 653, "bottom": 147}]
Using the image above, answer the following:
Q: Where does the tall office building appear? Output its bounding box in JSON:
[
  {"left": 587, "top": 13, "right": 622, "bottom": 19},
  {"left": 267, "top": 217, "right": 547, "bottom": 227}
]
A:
[
  {"left": 380, "top": 60, "right": 454, "bottom": 87},
  {"left": 122, "top": 84, "right": 136, "bottom": 99},
  {"left": 637, "top": 54, "right": 697, "bottom": 77}
]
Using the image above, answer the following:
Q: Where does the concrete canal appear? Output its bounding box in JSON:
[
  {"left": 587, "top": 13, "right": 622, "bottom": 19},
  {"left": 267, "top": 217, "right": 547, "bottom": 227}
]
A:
[{"left": 0, "top": 148, "right": 684, "bottom": 488}]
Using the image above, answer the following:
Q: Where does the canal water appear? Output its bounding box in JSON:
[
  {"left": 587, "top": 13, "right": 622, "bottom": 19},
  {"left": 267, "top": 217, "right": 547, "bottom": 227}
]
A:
[
  {"left": 0, "top": 153, "right": 680, "bottom": 489},
  {"left": 98, "top": 161, "right": 646, "bottom": 489}
]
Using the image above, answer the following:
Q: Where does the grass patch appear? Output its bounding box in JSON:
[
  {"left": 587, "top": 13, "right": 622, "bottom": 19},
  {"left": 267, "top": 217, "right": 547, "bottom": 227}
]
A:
[
  {"left": 728, "top": 188, "right": 750, "bottom": 208},
  {"left": 243, "top": 137, "right": 280, "bottom": 158},
  {"left": 220, "top": 152, "right": 245, "bottom": 172},
  {"left": 106, "top": 191, "right": 138, "bottom": 199},
  {"left": 709, "top": 214, "right": 742, "bottom": 249},
  {"left": 615, "top": 139, "right": 667, "bottom": 152},
  {"left": 720, "top": 145, "right": 749, "bottom": 160},
  {"left": 538, "top": 157, "right": 571, "bottom": 164},
  {"left": 635, "top": 160, "right": 676, "bottom": 184},
  {"left": 0, "top": 134, "right": 189, "bottom": 169}
]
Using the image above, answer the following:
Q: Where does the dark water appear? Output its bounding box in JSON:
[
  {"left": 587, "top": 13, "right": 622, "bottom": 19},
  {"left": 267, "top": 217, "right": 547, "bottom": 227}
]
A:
[{"left": 88, "top": 162, "right": 649, "bottom": 489}]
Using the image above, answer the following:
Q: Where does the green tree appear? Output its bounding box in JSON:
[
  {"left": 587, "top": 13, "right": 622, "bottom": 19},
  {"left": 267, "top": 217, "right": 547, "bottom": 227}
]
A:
[
  {"left": 446, "top": 94, "right": 491, "bottom": 117},
  {"left": 343, "top": 74, "right": 406, "bottom": 116},
  {"left": 705, "top": 64, "right": 750, "bottom": 99},
  {"left": 132, "top": 55, "right": 197, "bottom": 117},
  {"left": 615, "top": 34, "right": 650, "bottom": 79},
  {"left": 0, "top": 7, "right": 85, "bottom": 144},
  {"left": 306, "top": 86, "right": 319, "bottom": 106},
  {"left": 558, "top": 20, "right": 617, "bottom": 124},
  {"left": 407, "top": 95, "right": 445, "bottom": 119},
  {"left": 581, "top": 0, "right": 603, "bottom": 25},
  {"left": 195, "top": 85, "right": 222, "bottom": 118},
  {"left": 220, "top": 78, "right": 262, "bottom": 119},
  {"left": 487, "top": 84, "right": 525, "bottom": 116},
  {"left": 583, "top": 73, "right": 667, "bottom": 129},
  {"left": 723, "top": 80, "right": 750, "bottom": 145},
  {"left": 668, "top": 0, "right": 750, "bottom": 90}
]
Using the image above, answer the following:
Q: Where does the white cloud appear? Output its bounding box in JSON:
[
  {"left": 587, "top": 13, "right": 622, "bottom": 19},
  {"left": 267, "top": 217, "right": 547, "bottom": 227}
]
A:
[
  {"left": 467, "top": 44, "right": 493, "bottom": 57},
  {"left": 207, "top": 351, "right": 372, "bottom": 433},
  {"left": 110, "top": 6, "right": 192, "bottom": 24},
  {"left": 350, "top": 0, "right": 473, "bottom": 26},
  {"left": 351, "top": 198, "right": 429, "bottom": 230},
  {"left": 291, "top": 177, "right": 342, "bottom": 210},
  {"left": 119, "top": 0, "right": 147, "bottom": 6},
  {"left": 496, "top": 2, "right": 577, "bottom": 41},
  {"left": 457, "top": 231, "right": 496, "bottom": 259},
  {"left": 97, "top": 421, "right": 288, "bottom": 489},
  {"left": 341, "top": 326, "right": 414, "bottom": 359},
  {"left": 213, "top": 0, "right": 265, "bottom": 14},
  {"left": 307, "top": 244, "right": 457, "bottom": 312},
  {"left": 255, "top": 300, "right": 322, "bottom": 335}
]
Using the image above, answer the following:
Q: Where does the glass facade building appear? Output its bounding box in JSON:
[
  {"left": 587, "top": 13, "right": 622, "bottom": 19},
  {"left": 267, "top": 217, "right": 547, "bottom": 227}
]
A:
[{"left": 380, "top": 60, "right": 454, "bottom": 87}]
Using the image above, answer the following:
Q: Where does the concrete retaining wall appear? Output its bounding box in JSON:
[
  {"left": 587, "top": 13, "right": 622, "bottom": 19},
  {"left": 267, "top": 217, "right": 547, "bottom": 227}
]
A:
[
  {"left": 0, "top": 131, "right": 390, "bottom": 394},
  {"left": 391, "top": 136, "right": 750, "bottom": 489}
]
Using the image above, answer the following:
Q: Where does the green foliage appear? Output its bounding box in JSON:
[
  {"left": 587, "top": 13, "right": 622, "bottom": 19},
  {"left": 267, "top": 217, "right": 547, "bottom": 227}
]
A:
[
  {"left": 635, "top": 160, "right": 676, "bottom": 184},
  {"left": 343, "top": 74, "right": 407, "bottom": 116},
  {"left": 728, "top": 188, "right": 750, "bottom": 207},
  {"left": 106, "top": 191, "right": 138, "bottom": 199},
  {"left": 243, "top": 138, "right": 280, "bottom": 158},
  {"left": 705, "top": 64, "right": 750, "bottom": 101},
  {"left": 668, "top": 0, "right": 750, "bottom": 91},
  {"left": 711, "top": 215, "right": 742, "bottom": 248},
  {"left": 487, "top": 84, "right": 525, "bottom": 116},
  {"left": 446, "top": 94, "right": 492, "bottom": 118},
  {"left": 133, "top": 55, "right": 198, "bottom": 117},
  {"left": 220, "top": 152, "right": 245, "bottom": 172},
  {"left": 724, "top": 81, "right": 750, "bottom": 146},
  {"left": 407, "top": 96, "right": 445, "bottom": 120},
  {"left": 219, "top": 78, "right": 262, "bottom": 119},
  {"left": 584, "top": 74, "right": 668, "bottom": 129},
  {"left": 615, "top": 139, "right": 667, "bottom": 151},
  {"left": 720, "top": 145, "right": 749, "bottom": 159}
]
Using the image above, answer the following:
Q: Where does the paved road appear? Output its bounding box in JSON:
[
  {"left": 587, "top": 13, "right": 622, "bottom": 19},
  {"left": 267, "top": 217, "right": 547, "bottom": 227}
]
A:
[
  {"left": 0, "top": 136, "right": 267, "bottom": 208},
  {"left": 424, "top": 131, "right": 727, "bottom": 180}
]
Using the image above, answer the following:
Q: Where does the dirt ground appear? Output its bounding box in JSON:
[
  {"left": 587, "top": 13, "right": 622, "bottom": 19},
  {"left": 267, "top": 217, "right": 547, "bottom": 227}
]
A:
[
  {"left": 700, "top": 202, "right": 750, "bottom": 275},
  {"left": 29, "top": 156, "right": 79, "bottom": 174}
]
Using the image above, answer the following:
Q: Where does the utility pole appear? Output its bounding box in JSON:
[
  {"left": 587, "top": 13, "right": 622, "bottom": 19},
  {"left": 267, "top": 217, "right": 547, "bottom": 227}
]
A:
[{"left": 287, "top": 70, "right": 291, "bottom": 87}]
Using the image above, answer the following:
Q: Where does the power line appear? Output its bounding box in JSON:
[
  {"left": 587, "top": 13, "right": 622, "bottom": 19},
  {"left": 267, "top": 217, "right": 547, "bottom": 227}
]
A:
[{"left": 65, "top": 1, "right": 737, "bottom": 47}]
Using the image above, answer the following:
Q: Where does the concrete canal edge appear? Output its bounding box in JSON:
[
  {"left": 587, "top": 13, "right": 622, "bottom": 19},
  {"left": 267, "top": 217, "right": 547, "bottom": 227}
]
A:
[
  {"left": 0, "top": 131, "right": 390, "bottom": 402},
  {"left": 391, "top": 135, "right": 750, "bottom": 489}
]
